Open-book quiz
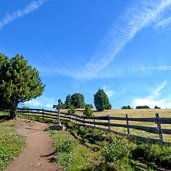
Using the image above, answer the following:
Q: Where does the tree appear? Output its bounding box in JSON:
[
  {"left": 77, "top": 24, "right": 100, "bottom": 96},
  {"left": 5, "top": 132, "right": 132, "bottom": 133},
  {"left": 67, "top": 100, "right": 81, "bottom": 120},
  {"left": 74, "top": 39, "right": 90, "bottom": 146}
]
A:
[
  {"left": 0, "top": 54, "right": 45, "bottom": 119},
  {"left": 94, "top": 89, "right": 112, "bottom": 111},
  {"left": 70, "top": 93, "right": 85, "bottom": 108},
  {"left": 65, "top": 94, "right": 71, "bottom": 109}
]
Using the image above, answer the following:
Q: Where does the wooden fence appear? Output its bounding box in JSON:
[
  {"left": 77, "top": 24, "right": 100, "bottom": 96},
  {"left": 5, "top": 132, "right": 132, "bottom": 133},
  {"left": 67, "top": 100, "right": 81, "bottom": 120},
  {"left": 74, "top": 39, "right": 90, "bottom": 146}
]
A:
[
  {"left": 17, "top": 108, "right": 58, "bottom": 121},
  {"left": 17, "top": 108, "right": 171, "bottom": 144},
  {"left": 60, "top": 112, "right": 171, "bottom": 144}
]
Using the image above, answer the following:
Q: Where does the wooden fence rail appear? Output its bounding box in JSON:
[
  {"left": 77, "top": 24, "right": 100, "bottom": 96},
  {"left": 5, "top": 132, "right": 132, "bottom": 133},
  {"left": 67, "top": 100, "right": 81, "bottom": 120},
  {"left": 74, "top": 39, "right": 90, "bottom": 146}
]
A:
[{"left": 17, "top": 108, "right": 171, "bottom": 144}]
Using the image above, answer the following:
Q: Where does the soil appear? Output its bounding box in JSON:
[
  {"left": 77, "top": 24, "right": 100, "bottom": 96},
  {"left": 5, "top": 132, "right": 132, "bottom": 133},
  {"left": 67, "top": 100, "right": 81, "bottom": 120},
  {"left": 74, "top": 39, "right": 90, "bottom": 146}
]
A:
[{"left": 4, "top": 118, "right": 62, "bottom": 171}]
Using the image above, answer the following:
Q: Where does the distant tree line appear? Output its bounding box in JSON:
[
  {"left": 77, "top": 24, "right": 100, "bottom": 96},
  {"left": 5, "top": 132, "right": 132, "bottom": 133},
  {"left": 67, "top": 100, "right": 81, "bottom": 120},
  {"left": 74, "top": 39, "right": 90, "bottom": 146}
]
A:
[{"left": 121, "top": 105, "right": 161, "bottom": 109}]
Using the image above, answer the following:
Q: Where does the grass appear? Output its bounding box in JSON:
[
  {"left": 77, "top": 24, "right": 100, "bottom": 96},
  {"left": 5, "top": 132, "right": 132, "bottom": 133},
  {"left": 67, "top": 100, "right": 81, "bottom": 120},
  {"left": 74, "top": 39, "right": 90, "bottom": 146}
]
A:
[
  {"left": 62, "top": 120, "right": 171, "bottom": 171},
  {"left": 61, "top": 108, "right": 171, "bottom": 142},
  {"left": 0, "top": 120, "right": 25, "bottom": 170},
  {"left": 50, "top": 130, "right": 102, "bottom": 171},
  {"left": 17, "top": 113, "right": 55, "bottom": 123}
]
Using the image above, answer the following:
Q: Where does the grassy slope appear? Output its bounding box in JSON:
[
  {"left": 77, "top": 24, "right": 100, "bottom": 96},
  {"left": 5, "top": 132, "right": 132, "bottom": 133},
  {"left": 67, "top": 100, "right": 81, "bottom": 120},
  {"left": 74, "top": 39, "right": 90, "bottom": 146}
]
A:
[
  {"left": 50, "top": 130, "right": 102, "bottom": 171},
  {"left": 0, "top": 112, "right": 25, "bottom": 170},
  {"left": 62, "top": 109, "right": 171, "bottom": 142}
]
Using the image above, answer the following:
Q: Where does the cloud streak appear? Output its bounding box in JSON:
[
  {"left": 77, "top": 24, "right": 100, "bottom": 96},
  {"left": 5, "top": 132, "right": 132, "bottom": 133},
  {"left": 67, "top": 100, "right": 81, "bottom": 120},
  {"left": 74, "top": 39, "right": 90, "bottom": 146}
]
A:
[
  {"left": 0, "top": 0, "right": 46, "bottom": 30},
  {"left": 131, "top": 81, "right": 171, "bottom": 109},
  {"left": 156, "top": 16, "right": 171, "bottom": 28},
  {"left": 103, "top": 86, "right": 115, "bottom": 97},
  {"left": 82, "top": 0, "right": 171, "bottom": 79}
]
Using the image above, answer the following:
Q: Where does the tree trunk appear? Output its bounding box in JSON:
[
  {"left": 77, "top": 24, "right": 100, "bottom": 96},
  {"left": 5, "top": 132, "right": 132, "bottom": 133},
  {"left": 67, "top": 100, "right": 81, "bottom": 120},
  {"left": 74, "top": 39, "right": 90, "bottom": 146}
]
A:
[{"left": 10, "top": 105, "right": 17, "bottom": 119}]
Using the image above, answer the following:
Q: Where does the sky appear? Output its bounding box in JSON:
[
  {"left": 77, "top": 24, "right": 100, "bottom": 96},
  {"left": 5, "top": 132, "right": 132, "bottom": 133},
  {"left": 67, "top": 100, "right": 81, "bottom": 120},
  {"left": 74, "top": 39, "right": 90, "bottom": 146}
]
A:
[{"left": 1, "top": 0, "right": 171, "bottom": 109}]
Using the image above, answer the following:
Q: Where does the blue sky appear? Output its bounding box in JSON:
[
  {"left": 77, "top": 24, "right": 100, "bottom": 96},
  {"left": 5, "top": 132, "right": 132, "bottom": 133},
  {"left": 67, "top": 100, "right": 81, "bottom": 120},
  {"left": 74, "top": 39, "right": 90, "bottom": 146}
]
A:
[{"left": 1, "top": 0, "right": 171, "bottom": 109}]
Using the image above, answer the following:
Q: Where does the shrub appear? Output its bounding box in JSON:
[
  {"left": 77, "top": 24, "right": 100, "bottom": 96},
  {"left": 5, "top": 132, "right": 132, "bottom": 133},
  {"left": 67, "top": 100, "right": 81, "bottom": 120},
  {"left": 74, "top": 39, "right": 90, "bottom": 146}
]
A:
[
  {"left": 68, "top": 106, "right": 76, "bottom": 114},
  {"left": 56, "top": 137, "right": 77, "bottom": 153},
  {"left": 136, "top": 105, "right": 150, "bottom": 109},
  {"left": 83, "top": 104, "right": 93, "bottom": 116},
  {"left": 121, "top": 105, "right": 132, "bottom": 109},
  {"left": 101, "top": 138, "right": 132, "bottom": 163},
  {"left": 154, "top": 105, "right": 161, "bottom": 109}
]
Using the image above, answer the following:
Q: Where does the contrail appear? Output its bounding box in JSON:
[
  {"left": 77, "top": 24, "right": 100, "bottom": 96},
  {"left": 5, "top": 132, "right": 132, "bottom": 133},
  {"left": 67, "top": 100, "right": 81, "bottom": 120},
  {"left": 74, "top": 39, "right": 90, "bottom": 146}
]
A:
[{"left": 0, "top": 0, "right": 46, "bottom": 30}]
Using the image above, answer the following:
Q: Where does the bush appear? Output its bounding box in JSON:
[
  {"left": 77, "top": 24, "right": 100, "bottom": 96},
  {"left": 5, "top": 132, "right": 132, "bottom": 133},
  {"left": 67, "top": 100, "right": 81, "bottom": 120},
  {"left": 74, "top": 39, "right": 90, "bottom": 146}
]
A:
[
  {"left": 83, "top": 104, "right": 93, "bottom": 116},
  {"left": 121, "top": 105, "right": 132, "bottom": 109},
  {"left": 56, "top": 137, "right": 77, "bottom": 153},
  {"left": 154, "top": 105, "right": 161, "bottom": 109},
  {"left": 101, "top": 138, "right": 132, "bottom": 163},
  {"left": 136, "top": 105, "right": 150, "bottom": 109},
  {"left": 68, "top": 106, "right": 76, "bottom": 114}
]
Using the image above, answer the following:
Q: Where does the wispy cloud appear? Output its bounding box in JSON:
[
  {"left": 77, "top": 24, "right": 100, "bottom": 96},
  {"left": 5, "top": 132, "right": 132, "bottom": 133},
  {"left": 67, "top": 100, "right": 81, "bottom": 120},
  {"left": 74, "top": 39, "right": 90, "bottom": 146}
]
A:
[
  {"left": 156, "top": 16, "right": 171, "bottom": 28},
  {"left": 103, "top": 86, "right": 115, "bottom": 97},
  {"left": 24, "top": 0, "right": 171, "bottom": 80},
  {"left": 0, "top": 0, "right": 46, "bottom": 30},
  {"left": 23, "top": 96, "right": 56, "bottom": 109},
  {"left": 131, "top": 81, "right": 171, "bottom": 108},
  {"left": 82, "top": 0, "right": 171, "bottom": 79}
]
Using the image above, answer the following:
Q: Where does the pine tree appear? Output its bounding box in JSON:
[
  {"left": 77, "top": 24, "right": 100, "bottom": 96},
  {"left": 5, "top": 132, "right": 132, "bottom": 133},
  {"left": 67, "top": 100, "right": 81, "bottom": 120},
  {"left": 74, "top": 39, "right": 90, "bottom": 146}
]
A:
[
  {"left": 65, "top": 94, "right": 71, "bottom": 109},
  {"left": 0, "top": 54, "right": 45, "bottom": 118},
  {"left": 94, "top": 89, "right": 112, "bottom": 111}
]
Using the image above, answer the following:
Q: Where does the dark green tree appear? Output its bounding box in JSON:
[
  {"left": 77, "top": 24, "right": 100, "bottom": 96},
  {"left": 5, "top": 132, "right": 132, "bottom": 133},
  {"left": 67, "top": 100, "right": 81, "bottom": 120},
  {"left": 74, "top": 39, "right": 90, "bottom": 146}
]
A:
[
  {"left": 65, "top": 94, "right": 71, "bottom": 109},
  {"left": 0, "top": 54, "right": 45, "bottom": 119},
  {"left": 94, "top": 89, "right": 112, "bottom": 111},
  {"left": 71, "top": 93, "right": 85, "bottom": 108}
]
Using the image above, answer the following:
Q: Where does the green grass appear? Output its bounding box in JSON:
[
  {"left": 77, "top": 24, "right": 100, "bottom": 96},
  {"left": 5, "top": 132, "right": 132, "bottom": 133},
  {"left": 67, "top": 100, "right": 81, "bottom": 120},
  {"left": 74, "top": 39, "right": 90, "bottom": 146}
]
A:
[
  {"left": 62, "top": 120, "right": 171, "bottom": 171},
  {"left": 50, "top": 130, "right": 102, "bottom": 171},
  {"left": 17, "top": 113, "right": 55, "bottom": 123},
  {"left": 0, "top": 121, "right": 25, "bottom": 170}
]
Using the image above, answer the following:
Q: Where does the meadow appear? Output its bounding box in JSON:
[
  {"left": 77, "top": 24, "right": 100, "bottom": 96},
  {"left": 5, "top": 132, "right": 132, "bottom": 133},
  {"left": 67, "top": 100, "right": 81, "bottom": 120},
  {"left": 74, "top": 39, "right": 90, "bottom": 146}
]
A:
[{"left": 61, "top": 108, "right": 171, "bottom": 142}]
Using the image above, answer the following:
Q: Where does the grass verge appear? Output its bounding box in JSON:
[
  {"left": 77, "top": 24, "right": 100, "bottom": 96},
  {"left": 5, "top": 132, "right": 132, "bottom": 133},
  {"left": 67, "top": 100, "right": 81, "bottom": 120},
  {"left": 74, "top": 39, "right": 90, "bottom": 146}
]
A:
[
  {"left": 0, "top": 121, "right": 25, "bottom": 170},
  {"left": 17, "top": 113, "right": 55, "bottom": 123},
  {"left": 50, "top": 130, "right": 103, "bottom": 171},
  {"left": 62, "top": 120, "right": 171, "bottom": 171}
]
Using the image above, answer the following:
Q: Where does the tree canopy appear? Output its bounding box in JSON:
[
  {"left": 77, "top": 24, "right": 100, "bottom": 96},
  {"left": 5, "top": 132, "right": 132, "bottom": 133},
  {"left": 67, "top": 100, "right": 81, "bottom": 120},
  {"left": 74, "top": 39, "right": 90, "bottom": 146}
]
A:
[
  {"left": 0, "top": 53, "right": 45, "bottom": 118},
  {"left": 65, "top": 94, "right": 71, "bottom": 109},
  {"left": 94, "top": 89, "right": 112, "bottom": 111},
  {"left": 70, "top": 93, "right": 85, "bottom": 108}
]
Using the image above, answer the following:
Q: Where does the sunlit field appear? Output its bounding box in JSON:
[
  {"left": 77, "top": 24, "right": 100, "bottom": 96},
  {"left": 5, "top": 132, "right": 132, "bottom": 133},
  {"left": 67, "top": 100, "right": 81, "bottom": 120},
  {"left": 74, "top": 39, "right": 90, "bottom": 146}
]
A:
[{"left": 61, "top": 109, "right": 171, "bottom": 142}]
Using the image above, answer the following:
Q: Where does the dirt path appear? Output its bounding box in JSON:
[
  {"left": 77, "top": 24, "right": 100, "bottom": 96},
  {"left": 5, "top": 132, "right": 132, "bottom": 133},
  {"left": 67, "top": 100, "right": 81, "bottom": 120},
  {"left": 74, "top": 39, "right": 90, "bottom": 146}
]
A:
[{"left": 4, "top": 119, "right": 61, "bottom": 171}]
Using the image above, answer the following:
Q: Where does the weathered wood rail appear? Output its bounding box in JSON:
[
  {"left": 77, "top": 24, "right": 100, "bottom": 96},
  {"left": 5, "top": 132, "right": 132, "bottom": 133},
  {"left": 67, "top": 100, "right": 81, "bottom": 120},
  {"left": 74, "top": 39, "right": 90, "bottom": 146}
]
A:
[
  {"left": 60, "top": 112, "right": 171, "bottom": 144},
  {"left": 17, "top": 108, "right": 171, "bottom": 144},
  {"left": 17, "top": 108, "right": 58, "bottom": 120}
]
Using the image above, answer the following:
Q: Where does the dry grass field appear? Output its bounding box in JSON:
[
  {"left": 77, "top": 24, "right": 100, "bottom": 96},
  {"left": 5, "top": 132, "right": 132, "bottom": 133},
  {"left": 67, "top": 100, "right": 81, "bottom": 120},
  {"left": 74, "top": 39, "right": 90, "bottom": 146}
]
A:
[{"left": 61, "top": 109, "right": 171, "bottom": 142}]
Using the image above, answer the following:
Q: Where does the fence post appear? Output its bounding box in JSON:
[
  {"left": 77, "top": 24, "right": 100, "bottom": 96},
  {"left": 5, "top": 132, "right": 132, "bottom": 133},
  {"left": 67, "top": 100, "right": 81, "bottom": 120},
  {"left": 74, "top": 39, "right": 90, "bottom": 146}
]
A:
[
  {"left": 94, "top": 116, "right": 96, "bottom": 128},
  {"left": 108, "top": 114, "right": 111, "bottom": 131},
  {"left": 155, "top": 113, "right": 164, "bottom": 142},
  {"left": 126, "top": 114, "right": 130, "bottom": 136},
  {"left": 57, "top": 99, "right": 61, "bottom": 124},
  {"left": 83, "top": 116, "right": 85, "bottom": 126},
  {"left": 42, "top": 108, "right": 44, "bottom": 118}
]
